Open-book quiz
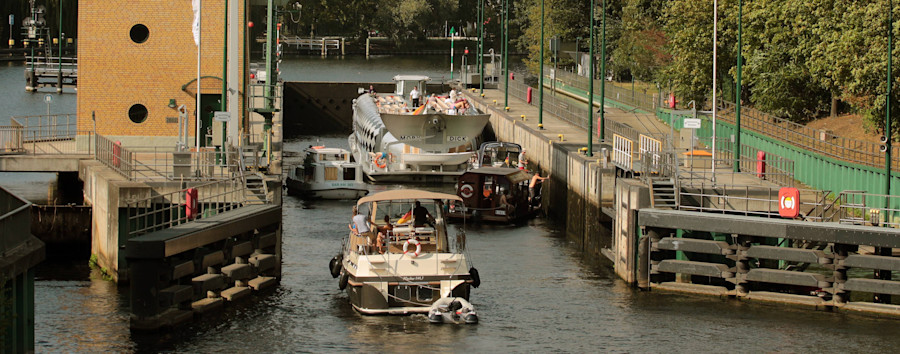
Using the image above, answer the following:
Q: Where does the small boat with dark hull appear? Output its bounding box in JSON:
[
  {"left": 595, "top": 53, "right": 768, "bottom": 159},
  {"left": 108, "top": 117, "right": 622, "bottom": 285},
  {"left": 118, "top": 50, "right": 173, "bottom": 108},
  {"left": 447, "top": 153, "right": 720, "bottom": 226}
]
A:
[
  {"left": 448, "top": 167, "right": 538, "bottom": 223},
  {"left": 330, "top": 190, "right": 480, "bottom": 315}
]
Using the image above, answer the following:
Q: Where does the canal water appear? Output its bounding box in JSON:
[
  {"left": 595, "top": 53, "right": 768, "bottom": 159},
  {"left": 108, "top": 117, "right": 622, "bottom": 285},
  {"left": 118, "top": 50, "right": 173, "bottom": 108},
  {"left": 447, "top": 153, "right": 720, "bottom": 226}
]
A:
[{"left": 2, "top": 57, "right": 900, "bottom": 352}]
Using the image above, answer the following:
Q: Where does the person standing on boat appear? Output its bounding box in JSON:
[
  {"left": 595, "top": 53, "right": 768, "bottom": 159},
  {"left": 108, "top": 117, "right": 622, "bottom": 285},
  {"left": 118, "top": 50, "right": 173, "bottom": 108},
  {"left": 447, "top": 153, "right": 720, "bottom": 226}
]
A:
[
  {"left": 449, "top": 88, "right": 458, "bottom": 102},
  {"left": 351, "top": 206, "right": 376, "bottom": 251},
  {"left": 410, "top": 86, "right": 420, "bottom": 107},
  {"left": 413, "top": 201, "right": 434, "bottom": 227},
  {"left": 518, "top": 148, "right": 528, "bottom": 170},
  {"left": 368, "top": 85, "right": 376, "bottom": 96}
]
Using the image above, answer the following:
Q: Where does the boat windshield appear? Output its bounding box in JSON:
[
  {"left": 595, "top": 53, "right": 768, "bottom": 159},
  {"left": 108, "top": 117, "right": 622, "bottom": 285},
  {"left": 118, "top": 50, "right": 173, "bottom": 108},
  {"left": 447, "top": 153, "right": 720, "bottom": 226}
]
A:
[{"left": 360, "top": 198, "right": 451, "bottom": 254}]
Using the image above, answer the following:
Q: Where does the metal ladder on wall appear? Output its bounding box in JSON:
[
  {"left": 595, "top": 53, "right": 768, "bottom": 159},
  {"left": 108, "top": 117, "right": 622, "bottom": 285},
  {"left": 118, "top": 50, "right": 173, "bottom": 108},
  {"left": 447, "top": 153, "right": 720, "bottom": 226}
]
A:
[{"left": 649, "top": 177, "right": 678, "bottom": 209}]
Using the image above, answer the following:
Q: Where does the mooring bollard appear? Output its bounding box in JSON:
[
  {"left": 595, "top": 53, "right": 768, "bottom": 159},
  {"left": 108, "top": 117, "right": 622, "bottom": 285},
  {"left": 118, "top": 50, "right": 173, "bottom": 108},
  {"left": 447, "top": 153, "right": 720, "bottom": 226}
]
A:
[
  {"left": 558, "top": 134, "right": 565, "bottom": 142},
  {"left": 505, "top": 106, "right": 510, "bottom": 112},
  {"left": 493, "top": 99, "right": 497, "bottom": 105},
  {"left": 520, "top": 115, "right": 526, "bottom": 121},
  {"left": 538, "top": 123, "right": 544, "bottom": 130}
]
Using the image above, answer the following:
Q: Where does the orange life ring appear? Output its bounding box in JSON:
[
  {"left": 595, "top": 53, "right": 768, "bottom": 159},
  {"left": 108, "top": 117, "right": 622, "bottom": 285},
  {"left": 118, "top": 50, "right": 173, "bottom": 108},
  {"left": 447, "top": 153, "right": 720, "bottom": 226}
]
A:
[
  {"left": 460, "top": 184, "right": 475, "bottom": 198},
  {"left": 374, "top": 154, "right": 387, "bottom": 169},
  {"left": 403, "top": 238, "right": 422, "bottom": 257}
]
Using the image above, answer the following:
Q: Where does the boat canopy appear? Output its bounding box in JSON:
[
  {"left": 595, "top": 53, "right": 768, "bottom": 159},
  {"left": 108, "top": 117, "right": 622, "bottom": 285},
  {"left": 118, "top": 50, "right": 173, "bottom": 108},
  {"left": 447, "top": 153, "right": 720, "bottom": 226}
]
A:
[
  {"left": 463, "top": 167, "right": 531, "bottom": 184},
  {"left": 392, "top": 75, "right": 431, "bottom": 82},
  {"left": 357, "top": 189, "right": 462, "bottom": 205}
]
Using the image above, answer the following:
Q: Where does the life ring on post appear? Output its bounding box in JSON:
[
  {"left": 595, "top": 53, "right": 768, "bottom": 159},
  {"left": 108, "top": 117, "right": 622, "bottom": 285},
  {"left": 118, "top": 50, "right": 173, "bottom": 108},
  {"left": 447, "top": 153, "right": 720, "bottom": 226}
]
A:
[{"left": 403, "top": 238, "right": 422, "bottom": 257}]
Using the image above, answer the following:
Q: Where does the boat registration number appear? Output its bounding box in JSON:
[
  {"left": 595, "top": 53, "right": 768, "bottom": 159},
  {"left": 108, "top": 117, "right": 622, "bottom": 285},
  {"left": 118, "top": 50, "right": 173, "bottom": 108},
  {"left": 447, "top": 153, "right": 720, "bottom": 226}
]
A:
[
  {"left": 447, "top": 136, "right": 468, "bottom": 142},
  {"left": 494, "top": 210, "right": 506, "bottom": 216}
]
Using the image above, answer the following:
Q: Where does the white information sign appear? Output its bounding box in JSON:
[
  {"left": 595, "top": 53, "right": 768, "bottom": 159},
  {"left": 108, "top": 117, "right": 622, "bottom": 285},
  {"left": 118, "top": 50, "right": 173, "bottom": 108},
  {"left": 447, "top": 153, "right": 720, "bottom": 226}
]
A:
[{"left": 683, "top": 118, "right": 701, "bottom": 129}]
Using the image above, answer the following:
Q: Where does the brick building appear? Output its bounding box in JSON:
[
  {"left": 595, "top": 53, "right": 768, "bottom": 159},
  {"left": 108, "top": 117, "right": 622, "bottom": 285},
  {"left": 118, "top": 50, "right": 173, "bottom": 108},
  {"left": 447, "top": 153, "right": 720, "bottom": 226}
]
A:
[{"left": 77, "top": 1, "right": 248, "bottom": 147}]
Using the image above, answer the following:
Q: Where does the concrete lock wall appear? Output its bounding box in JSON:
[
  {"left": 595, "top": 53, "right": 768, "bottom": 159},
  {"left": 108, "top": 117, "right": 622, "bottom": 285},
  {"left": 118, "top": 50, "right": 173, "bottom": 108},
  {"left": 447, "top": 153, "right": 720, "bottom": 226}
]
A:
[{"left": 467, "top": 94, "right": 616, "bottom": 264}]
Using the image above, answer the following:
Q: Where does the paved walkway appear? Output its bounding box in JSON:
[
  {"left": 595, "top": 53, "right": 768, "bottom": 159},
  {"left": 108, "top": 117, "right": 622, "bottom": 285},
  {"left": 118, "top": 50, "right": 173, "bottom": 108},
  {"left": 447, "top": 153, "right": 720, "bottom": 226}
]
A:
[{"left": 464, "top": 85, "right": 788, "bottom": 190}]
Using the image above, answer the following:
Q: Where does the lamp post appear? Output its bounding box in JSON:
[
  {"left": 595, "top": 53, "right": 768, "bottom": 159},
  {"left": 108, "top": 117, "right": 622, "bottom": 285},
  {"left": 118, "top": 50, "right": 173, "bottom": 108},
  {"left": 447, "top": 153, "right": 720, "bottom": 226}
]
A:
[
  {"left": 877, "top": 0, "right": 893, "bottom": 304},
  {"left": 57, "top": 0, "right": 62, "bottom": 93},
  {"left": 587, "top": 0, "right": 595, "bottom": 157},
  {"left": 503, "top": 0, "right": 509, "bottom": 108},
  {"left": 711, "top": 0, "right": 718, "bottom": 182},
  {"left": 734, "top": 0, "right": 742, "bottom": 172},
  {"left": 539, "top": 0, "right": 544, "bottom": 128},
  {"left": 222, "top": 0, "right": 228, "bottom": 112},
  {"left": 598, "top": 0, "right": 606, "bottom": 142},
  {"left": 478, "top": 0, "right": 484, "bottom": 94}
]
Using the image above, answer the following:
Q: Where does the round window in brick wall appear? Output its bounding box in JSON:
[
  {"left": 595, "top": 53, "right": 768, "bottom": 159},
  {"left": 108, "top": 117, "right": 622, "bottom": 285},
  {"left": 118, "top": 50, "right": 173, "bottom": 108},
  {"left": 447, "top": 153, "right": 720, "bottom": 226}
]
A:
[
  {"left": 128, "top": 104, "right": 148, "bottom": 123},
  {"left": 130, "top": 24, "right": 150, "bottom": 44}
]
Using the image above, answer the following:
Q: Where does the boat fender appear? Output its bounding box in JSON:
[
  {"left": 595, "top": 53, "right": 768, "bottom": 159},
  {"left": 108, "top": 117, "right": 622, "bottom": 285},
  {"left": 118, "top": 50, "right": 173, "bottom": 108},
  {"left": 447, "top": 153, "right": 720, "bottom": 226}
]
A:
[
  {"left": 403, "top": 238, "right": 422, "bottom": 258},
  {"left": 329, "top": 254, "right": 343, "bottom": 278},
  {"left": 338, "top": 272, "right": 349, "bottom": 290},
  {"left": 469, "top": 267, "right": 481, "bottom": 288}
]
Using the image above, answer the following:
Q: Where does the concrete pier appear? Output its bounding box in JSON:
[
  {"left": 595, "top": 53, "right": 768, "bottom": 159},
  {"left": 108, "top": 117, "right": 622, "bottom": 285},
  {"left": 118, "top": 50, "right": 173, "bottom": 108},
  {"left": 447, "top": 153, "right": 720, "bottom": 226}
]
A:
[{"left": 1, "top": 186, "right": 45, "bottom": 353}]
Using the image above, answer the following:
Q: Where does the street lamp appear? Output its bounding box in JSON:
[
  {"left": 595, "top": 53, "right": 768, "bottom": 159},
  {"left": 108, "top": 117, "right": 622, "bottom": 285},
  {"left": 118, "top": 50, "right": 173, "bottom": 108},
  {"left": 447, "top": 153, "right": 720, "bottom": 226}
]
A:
[
  {"left": 539, "top": 0, "right": 544, "bottom": 128},
  {"left": 588, "top": 0, "right": 596, "bottom": 156}
]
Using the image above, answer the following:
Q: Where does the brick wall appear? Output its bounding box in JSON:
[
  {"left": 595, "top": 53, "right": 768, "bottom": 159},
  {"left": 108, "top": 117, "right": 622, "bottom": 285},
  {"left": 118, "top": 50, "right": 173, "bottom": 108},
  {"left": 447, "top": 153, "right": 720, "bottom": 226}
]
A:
[{"left": 77, "top": 0, "right": 246, "bottom": 140}]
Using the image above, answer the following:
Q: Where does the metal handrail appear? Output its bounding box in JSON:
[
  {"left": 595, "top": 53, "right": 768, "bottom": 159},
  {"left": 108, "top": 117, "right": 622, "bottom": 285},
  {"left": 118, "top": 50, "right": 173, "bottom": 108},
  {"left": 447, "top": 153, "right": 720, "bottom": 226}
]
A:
[
  {"left": 94, "top": 135, "right": 239, "bottom": 181},
  {"left": 678, "top": 184, "right": 831, "bottom": 221},
  {"left": 715, "top": 98, "right": 900, "bottom": 171},
  {"left": 125, "top": 177, "right": 250, "bottom": 237}
]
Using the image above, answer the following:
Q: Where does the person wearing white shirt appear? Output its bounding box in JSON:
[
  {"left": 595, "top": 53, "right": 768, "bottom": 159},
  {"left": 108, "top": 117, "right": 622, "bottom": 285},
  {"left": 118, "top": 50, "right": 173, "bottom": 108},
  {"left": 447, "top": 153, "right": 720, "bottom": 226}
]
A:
[{"left": 410, "top": 86, "right": 420, "bottom": 107}]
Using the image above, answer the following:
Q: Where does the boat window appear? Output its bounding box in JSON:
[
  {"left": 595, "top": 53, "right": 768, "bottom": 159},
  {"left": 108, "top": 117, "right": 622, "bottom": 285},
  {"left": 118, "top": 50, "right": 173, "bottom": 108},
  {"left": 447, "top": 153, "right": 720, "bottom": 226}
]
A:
[
  {"left": 324, "top": 167, "right": 338, "bottom": 180},
  {"left": 343, "top": 167, "right": 356, "bottom": 181}
]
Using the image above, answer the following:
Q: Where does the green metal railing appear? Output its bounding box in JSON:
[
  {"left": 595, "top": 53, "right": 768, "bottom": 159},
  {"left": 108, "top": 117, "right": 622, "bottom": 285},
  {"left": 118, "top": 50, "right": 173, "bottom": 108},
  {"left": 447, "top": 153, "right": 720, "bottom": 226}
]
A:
[{"left": 716, "top": 99, "right": 900, "bottom": 171}]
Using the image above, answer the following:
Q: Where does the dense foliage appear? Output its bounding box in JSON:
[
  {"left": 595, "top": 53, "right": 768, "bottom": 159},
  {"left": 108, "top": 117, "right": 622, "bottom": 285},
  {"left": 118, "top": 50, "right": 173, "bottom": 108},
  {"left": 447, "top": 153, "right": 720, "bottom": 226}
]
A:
[{"left": 510, "top": 0, "right": 900, "bottom": 132}]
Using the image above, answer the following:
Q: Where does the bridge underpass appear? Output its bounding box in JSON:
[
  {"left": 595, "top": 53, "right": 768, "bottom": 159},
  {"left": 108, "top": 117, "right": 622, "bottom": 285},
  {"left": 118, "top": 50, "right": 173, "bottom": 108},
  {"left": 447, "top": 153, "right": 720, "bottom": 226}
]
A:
[{"left": 282, "top": 81, "right": 451, "bottom": 136}]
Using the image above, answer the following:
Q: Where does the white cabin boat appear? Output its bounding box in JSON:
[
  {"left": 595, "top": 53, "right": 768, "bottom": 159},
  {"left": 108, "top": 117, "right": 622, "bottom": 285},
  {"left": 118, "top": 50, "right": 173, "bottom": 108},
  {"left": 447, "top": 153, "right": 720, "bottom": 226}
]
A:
[
  {"left": 349, "top": 75, "right": 491, "bottom": 183},
  {"left": 329, "top": 190, "right": 480, "bottom": 315},
  {"left": 286, "top": 146, "right": 369, "bottom": 199}
]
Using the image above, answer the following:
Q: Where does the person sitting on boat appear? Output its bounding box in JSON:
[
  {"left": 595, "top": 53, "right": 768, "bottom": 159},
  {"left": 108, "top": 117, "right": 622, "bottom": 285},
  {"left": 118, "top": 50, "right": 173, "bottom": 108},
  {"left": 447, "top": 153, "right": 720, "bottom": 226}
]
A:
[
  {"left": 368, "top": 84, "right": 376, "bottom": 96},
  {"left": 454, "top": 98, "right": 467, "bottom": 114},
  {"left": 529, "top": 172, "right": 550, "bottom": 203},
  {"left": 445, "top": 97, "right": 457, "bottom": 115},
  {"left": 498, "top": 187, "right": 513, "bottom": 216},
  {"left": 413, "top": 201, "right": 434, "bottom": 228},
  {"left": 410, "top": 86, "right": 420, "bottom": 107},
  {"left": 376, "top": 215, "right": 393, "bottom": 253},
  {"left": 449, "top": 88, "right": 458, "bottom": 102},
  {"left": 351, "top": 206, "right": 376, "bottom": 252}
]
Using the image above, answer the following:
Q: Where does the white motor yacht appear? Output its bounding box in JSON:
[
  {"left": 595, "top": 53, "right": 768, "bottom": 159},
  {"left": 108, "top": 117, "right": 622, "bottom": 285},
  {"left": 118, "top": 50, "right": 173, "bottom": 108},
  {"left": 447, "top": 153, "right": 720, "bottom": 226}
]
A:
[
  {"left": 349, "top": 75, "right": 491, "bottom": 183},
  {"left": 286, "top": 146, "right": 369, "bottom": 199},
  {"left": 329, "top": 190, "right": 480, "bottom": 315}
]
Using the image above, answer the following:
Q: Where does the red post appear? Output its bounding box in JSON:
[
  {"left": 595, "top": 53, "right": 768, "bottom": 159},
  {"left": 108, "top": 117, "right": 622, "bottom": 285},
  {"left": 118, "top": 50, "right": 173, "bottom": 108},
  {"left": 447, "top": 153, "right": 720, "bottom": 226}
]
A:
[
  {"left": 756, "top": 150, "right": 766, "bottom": 179},
  {"left": 113, "top": 141, "right": 122, "bottom": 168},
  {"left": 185, "top": 188, "right": 199, "bottom": 220},
  {"left": 526, "top": 87, "right": 533, "bottom": 104},
  {"left": 510, "top": 72, "right": 515, "bottom": 80}
]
